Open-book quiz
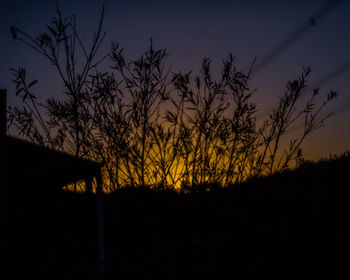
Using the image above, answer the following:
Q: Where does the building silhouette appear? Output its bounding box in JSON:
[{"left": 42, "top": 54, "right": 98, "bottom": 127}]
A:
[{"left": 0, "top": 89, "right": 104, "bottom": 279}]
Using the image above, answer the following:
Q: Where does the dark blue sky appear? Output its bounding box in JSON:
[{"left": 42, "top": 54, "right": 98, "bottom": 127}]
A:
[{"left": 1, "top": 0, "right": 350, "bottom": 159}]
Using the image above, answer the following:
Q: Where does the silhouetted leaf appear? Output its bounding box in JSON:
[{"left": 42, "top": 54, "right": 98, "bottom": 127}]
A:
[{"left": 28, "top": 80, "right": 38, "bottom": 88}]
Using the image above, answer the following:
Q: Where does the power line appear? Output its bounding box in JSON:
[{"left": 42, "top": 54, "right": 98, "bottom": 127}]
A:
[
  {"left": 287, "top": 99, "right": 350, "bottom": 135},
  {"left": 256, "top": 60, "right": 350, "bottom": 120},
  {"left": 253, "top": 0, "right": 346, "bottom": 121},
  {"left": 311, "top": 61, "right": 350, "bottom": 88},
  {"left": 263, "top": 59, "right": 350, "bottom": 136},
  {"left": 252, "top": 0, "right": 345, "bottom": 75},
  {"left": 173, "top": 1, "right": 229, "bottom": 70}
]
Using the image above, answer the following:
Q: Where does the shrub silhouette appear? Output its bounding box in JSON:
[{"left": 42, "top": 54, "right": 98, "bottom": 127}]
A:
[{"left": 8, "top": 4, "right": 337, "bottom": 191}]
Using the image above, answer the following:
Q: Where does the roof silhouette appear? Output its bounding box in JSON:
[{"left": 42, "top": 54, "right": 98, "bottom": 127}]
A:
[{"left": 5, "top": 135, "right": 102, "bottom": 190}]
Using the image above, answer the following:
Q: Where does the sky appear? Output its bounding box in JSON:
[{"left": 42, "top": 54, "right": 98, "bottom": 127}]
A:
[{"left": 1, "top": 0, "right": 350, "bottom": 161}]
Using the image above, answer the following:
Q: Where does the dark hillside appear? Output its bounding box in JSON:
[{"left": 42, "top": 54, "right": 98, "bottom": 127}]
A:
[{"left": 103, "top": 153, "right": 350, "bottom": 278}]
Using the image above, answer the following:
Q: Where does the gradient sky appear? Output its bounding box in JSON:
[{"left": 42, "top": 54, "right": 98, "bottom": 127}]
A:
[{"left": 1, "top": 0, "right": 349, "bottom": 160}]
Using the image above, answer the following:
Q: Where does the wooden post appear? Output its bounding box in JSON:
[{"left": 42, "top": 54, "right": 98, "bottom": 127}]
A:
[
  {"left": 0, "top": 89, "right": 8, "bottom": 269},
  {"left": 96, "top": 170, "right": 105, "bottom": 279},
  {"left": 0, "top": 89, "right": 6, "bottom": 136}
]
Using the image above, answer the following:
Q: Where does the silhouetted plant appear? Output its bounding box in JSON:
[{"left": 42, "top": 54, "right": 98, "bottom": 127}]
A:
[
  {"left": 168, "top": 55, "right": 257, "bottom": 187},
  {"left": 255, "top": 66, "right": 337, "bottom": 176},
  {"left": 8, "top": 5, "right": 337, "bottom": 192},
  {"left": 109, "top": 41, "right": 170, "bottom": 188},
  {"left": 9, "top": 2, "right": 106, "bottom": 159}
]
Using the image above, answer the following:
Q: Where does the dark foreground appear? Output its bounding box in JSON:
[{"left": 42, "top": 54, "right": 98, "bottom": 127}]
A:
[{"left": 5, "top": 154, "right": 350, "bottom": 279}]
